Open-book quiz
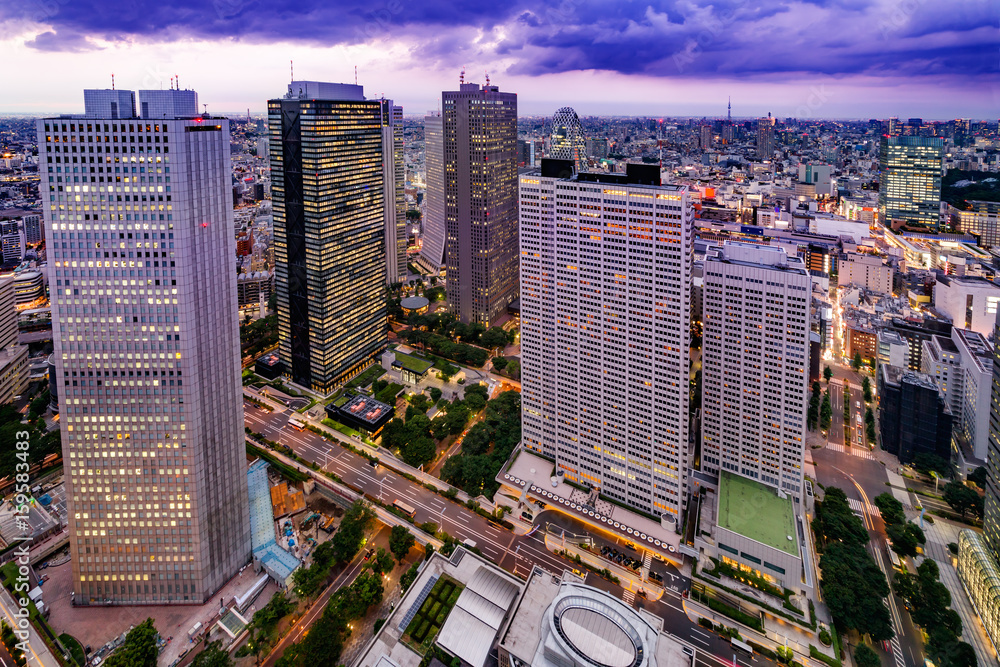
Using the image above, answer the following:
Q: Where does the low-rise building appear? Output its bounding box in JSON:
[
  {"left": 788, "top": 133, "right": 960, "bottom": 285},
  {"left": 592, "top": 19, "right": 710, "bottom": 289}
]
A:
[
  {"left": 839, "top": 253, "right": 893, "bottom": 294},
  {"left": 327, "top": 393, "right": 394, "bottom": 438},
  {"left": 921, "top": 334, "right": 963, "bottom": 416},
  {"left": 877, "top": 330, "right": 908, "bottom": 369}
]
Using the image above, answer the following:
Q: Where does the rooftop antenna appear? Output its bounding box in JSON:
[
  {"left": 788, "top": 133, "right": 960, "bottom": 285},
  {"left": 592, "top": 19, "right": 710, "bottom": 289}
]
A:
[
  {"left": 485, "top": 71, "right": 490, "bottom": 86},
  {"left": 290, "top": 59, "right": 294, "bottom": 83},
  {"left": 202, "top": 103, "right": 208, "bottom": 116},
  {"left": 355, "top": 65, "right": 358, "bottom": 85},
  {"left": 459, "top": 67, "right": 465, "bottom": 85},
  {"left": 175, "top": 74, "right": 179, "bottom": 90},
  {"left": 111, "top": 73, "right": 115, "bottom": 90}
]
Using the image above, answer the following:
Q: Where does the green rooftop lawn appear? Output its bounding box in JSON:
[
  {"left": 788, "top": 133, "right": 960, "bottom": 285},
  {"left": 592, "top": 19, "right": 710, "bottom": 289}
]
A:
[
  {"left": 394, "top": 352, "right": 435, "bottom": 374},
  {"left": 717, "top": 471, "right": 798, "bottom": 557}
]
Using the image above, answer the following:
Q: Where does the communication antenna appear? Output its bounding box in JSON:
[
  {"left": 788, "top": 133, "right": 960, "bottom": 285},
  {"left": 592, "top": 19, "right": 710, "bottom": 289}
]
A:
[
  {"left": 459, "top": 67, "right": 465, "bottom": 85},
  {"left": 485, "top": 71, "right": 490, "bottom": 86},
  {"left": 175, "top": 74, "right": 179, "bottom": 90},
  {"left": 111, "top": 73, "right": 115, "bottom": 90},
  {"left": 290, "top": 60, "right": 294, "bottom": 83},
  {"left": 355, "top": 65, "right": 358, "bottom": 85}
]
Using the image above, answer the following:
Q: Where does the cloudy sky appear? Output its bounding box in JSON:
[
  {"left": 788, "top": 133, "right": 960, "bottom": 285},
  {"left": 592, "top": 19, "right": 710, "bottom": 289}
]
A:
[{"left": 2, "top": 0, "right": 997, "bottom": 118}]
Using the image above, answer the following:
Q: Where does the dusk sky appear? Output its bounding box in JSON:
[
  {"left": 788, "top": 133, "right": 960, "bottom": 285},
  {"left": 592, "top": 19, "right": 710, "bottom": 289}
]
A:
[{"left": 2, "top": 0, "right": 997, "bottom": 118}]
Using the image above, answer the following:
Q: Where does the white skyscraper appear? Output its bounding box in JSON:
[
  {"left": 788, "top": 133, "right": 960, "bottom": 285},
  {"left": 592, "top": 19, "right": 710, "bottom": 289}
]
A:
[
  {"left": 420, "top": 113, "right": 445, "bottom": 272},
  {"left": 382, "top": 101, "right": 406, "bottom": 284},
  {"left": 38, "top": 89, "right": 251, "bottom": 605},
  {"left": 519, "top": 160, "right": 693, "bottom": 520},
  {"left": 701, "top": 242, "right": 810, "bottom": 499}
]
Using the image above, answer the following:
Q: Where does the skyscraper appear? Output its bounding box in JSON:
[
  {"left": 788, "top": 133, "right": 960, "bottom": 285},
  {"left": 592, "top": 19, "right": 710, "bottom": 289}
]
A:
[
  {"left": 443, "top": 82, "right": 518, "bottom": 326},
  {"left": 382, "top": 101, "right": 406, "bottom": 284},
  {"left": 38, "top": 88, "right": 251, "bottom": 605},
  {"left": 420, "top": 113, "right": 446, "bottom": 272},
  {"left": 701, "top": 242, "right": 810, "bottom": 499},
  {"left": 269, "top": 81, "right": 388, "bottom": 393},
  {"left": 519, "top": 160, "right": 693, "bottom": 520},
  {"left": 878, "top": 135, "right": 944, "bottom": 230},
  {"left": 756, "top": 116, "right": 774, "bottom": 159},
  {"left": 699, "top": 124, "right": 712, "bottom": 150},
  {"left": 550, "top": 107, "right": 586, "bottom": 170}
]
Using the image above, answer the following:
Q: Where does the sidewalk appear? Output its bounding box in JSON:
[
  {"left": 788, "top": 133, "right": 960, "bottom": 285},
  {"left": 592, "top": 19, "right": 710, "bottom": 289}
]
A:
[
  {"left": 0, "top": 585, "right": 60, "bottom": 667},
  {"left": 920, "top": 518, "right": 997, "bottom": 666}
]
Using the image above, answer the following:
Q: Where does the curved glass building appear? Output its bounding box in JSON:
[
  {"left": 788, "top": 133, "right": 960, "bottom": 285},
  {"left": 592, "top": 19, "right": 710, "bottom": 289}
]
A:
[{"left": 550, "top": 107, "right": 586, "bottom": 170}]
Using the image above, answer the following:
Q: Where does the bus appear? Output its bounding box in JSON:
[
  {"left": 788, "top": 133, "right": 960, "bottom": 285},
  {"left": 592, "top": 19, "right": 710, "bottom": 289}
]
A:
[
  {"left": 731, "top": 637, "right": 753, "bottom": 656},
  {"left": 393, "top": 500, "right": 417, "bottom": 519},
  {"left": 288, "top": 417, "right": 305, "bottom": 431}
]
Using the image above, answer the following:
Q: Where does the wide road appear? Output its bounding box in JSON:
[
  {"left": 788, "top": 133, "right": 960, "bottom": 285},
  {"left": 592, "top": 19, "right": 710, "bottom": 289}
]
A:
[
  {"left": 813, "top": 368, "right": 923, "bottom": 667},
  {"left": 245, "top": 400, "right": 777, "bottom": 667}
]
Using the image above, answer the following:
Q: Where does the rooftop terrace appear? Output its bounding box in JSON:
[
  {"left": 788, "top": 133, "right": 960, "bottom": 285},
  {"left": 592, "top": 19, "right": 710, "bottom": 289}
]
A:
[{"left": 717, "top": 471, "right": 798, "bottom": 557}]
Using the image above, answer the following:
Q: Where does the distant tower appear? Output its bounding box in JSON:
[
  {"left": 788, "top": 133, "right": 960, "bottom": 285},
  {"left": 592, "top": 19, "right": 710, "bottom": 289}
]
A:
[
  {"left": 550, "top": 107, "right": 586, "bottom": 171},
  {"left": 727, "top": 97, "right": 731, "bottom": 123}
]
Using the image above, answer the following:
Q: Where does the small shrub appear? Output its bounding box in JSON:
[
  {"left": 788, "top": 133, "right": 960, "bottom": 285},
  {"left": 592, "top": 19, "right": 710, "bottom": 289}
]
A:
[{"left": 698, "top": 617, "right": 714, "bottom": 631}]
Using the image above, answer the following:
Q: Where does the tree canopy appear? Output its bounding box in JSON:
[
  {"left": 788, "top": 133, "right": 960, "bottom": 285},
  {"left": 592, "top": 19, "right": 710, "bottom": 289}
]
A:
[{"left": 104, "top": 619, "right": 159, "bottom": 667}]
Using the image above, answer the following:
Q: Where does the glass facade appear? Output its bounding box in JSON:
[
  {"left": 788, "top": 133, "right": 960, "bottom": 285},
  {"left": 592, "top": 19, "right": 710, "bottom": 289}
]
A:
[
  {"left": 549, "top": 107, "right": 586, "bottom": 171},
  {"left": 878, "top": 135, "right": 944, "bottom": 230},
  {"left": 985, "top": 311, "right": 1000, "bottom": 557},
  {"left": 957, "top": 529, "right": 1000, "bottom": 649},
  {"left": 269, "top": 91, "right": 388, "bottom": 394}
]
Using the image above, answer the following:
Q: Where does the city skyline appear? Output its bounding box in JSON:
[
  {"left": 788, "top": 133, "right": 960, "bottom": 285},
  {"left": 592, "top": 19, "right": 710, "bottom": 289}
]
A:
[{"left": 1, "top": 1, "right": 996, "bottom": 118}]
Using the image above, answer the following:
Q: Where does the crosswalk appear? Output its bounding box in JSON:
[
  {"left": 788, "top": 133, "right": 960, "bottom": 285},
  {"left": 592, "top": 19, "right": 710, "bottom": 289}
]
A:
[
  {"left": 826, "top": 443, "right": 876, "bottom": 460},
  {"left": 847, "top": 498, "right": 882, "bottom": 518},
  {"left": 622, "top": 589, "right": 635, "bottom": 605}
]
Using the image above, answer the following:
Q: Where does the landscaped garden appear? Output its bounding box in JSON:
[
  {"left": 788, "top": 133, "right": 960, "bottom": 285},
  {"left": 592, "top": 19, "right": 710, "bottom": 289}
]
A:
[{"left": 402, "top": 576, "right": 464, "bottom": 654}]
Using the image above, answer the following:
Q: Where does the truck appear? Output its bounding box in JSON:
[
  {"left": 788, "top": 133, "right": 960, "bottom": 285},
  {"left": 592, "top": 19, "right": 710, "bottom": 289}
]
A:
[{"left": 462, "top": 539, "right": 477, "bottom": 550}]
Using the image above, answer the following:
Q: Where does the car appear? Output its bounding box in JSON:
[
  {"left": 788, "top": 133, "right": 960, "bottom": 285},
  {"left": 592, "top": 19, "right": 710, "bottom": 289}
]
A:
[
  {"left": 364, "top": 548, "right": 375, "bottom": 560},
  {"left": 625, "top": 541, "right": 636, "bottom": 551},
  {"left": 652, "top": 553, "right": 664, "bottom": 562},
  {"left": 368, "top": 459, "right": 378, "bottom": 468},
  {"left": 682, "top": 646, "right": 694, "bottom": 657}
]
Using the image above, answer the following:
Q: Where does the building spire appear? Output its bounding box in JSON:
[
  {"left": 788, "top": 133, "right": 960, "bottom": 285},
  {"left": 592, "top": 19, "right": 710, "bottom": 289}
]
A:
[{"left": 727, "top": 96, "right": 731, "bottom": 123}]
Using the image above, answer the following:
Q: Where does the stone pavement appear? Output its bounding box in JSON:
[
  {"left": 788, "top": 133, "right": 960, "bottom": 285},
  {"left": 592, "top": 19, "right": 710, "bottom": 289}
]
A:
[{"left": 919, "top": 517, "right": 997, "bottom": 667}]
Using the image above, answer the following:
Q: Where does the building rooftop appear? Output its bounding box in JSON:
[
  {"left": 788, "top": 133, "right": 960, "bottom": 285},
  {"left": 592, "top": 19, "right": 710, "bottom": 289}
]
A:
[
  {"left": 717, "top": 471, "right": 798, "bottom": 557},
  {"left": 954, "top": 328, "right": 994, "bottom": 374},
  {"left": 340, "top": 394, "right": 394, "bottom": 426},
  {"left": 247, "top": 459, "right": 300, "bottom": 583},
  {"left": 392, "top": 352, "right": 434, "bottom": 375},
  {"left": 400, "top": 296, "right": 430, "bottom": 310}
]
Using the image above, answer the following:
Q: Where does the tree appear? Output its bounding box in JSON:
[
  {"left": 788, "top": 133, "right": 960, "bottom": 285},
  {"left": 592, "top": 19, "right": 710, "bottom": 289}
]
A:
[
  {"left": 913, "top": 452, "right": 952, "bottom": 479},
  {"left": 852, "top": 351, "right": 863, "bottom": 370},
  {"left": 862, "top": 376, "right": 873, "bottom": 402},
  {"left": 854, "top": 644, "right": 881, "bottom": 667},
  {"left": 506, "top": 359, "right": 520, "bottom": 380},
  {"left": 192, "top": 641, "right": 232, "bottom": 667},
  {"left": 820, "top": 391, "right": 832, "bottom": 431},
  {"left": 969, "top": 466, "right": 988, "bottom": 490},
  {"left": 491, "top": 356, "right": 508, "bottom": 372},
  {"left": 104, "top": 619, "right": 159, "bottom": 667},
  {"left": 944, "top": 481, "right": 983, "bottom": 519},
  {"left": 389, "top": 524, "right": 416, "bottom": 563},
  {"left": 480, "top": 327, "right": 508, "bottom": 351},
  {"left": 429, "top": 387, "right": 442, "bottom": 402},
  {"left": 873, "top": 492, "right": 906, "bottom": 526},
  {"left": 814, "top": 487, "right": 869, "bottom": 548},
  {"left": 331, "top": 500, "right": 376, "bottom": 564},
  {"left": 371, "top": 547, "right": 395, "bottom": 576},
  {"left": 886, "top": 522, "right": 925, "bottom": 558},
  {"left": 819, "top": 541, "right": 893, "bottom": 641},
  {"left": 351, "top": 570, "right": 385, "bottom": 610},
  {"left": 824, "top": 365, "right": 833, "bottom": 383}
]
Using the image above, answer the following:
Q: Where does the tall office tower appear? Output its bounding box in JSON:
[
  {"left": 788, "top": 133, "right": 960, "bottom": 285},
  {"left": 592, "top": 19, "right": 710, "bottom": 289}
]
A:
[
  {"left": 550, "top": 107, "right": 586, "bottom": 170},
  {"left": 887, "top": 117, "right": 899, "bottom": 135},
  {"left": 699, "top": 124, "right": 712, "bottom": 150},
  {"left": 756, "top": 117, "right": 775, "bottom": 159},
  {"left": 878, "top": 135, "right": 944, "bottom": 231},
  {"left": 381, "top": 101, "right": 406, "bottom": 284},
  {"left": 38, "top": 88, "right": 251, "bottom": 605},
  {"left": 701, "top": 242, "right": 810, "bottom": 499},
  {"left": 721, "top": 124, "right": 734, "bottom": 145},
  {"left": 0, "top": 277, "right": 17, "bottom": 348},
  {"left": 269, "top": 81, "right": 388, "bottom": 393},
  {"left": 420, "top": 113, "right": 446, "bottom": 272},
  {"left": 520, "top": 160, "right": 694, "bottom": 520},
  {"left": 986, "top": 309, "right": 1000, "bottom": 557},
  {"left": 0, "top": 276, "right": 27, "bottom": 404},
  {"left": 443, "top": 82, "right": 518, "bottom": 325}
]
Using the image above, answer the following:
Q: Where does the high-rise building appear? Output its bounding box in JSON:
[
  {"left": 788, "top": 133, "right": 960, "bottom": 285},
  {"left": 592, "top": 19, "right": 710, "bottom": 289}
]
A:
[
  {"left": 38, "top": 88, "right": 251, "bottom": 605},
  {"left": 699, "top": 124, "right": 712, "bottom": 150},
  {"left": 877, "top": 365, "right": 953, "bottom": 464},
  {"left": 701, "top": 242, "right": 810, "bottom": 499},
  {"left": 519, "top": 160, "right": 693, "bottom": 520},
  {"left": 550, "top": 107, "right": 586, "bottom": 170},
  {"left": 420, "top": 113, "right": 446, "bottom": 272},
  {"left": 585, "top": 138, "right": 608, "bottom": 160},
  {"left": 22, "top": 214, "right": 43, "bottom": 244},
  {"left": 878, "top": 135, "right": 944, "bottom": 230},
  {"left": 756, "top": 117, "right": 774, "bottom": 159},
  {"left": 382, "top": 101, "right": 406, "bottom": 284},
  {"left": 269, "top": 81, "right": 388, "bottom": 393},
  {"left": 443, "top": 82, "right": 518, "bottom": 325},
  {"left": 0, "top": 220, "right": 24, "bottom": 264}
]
